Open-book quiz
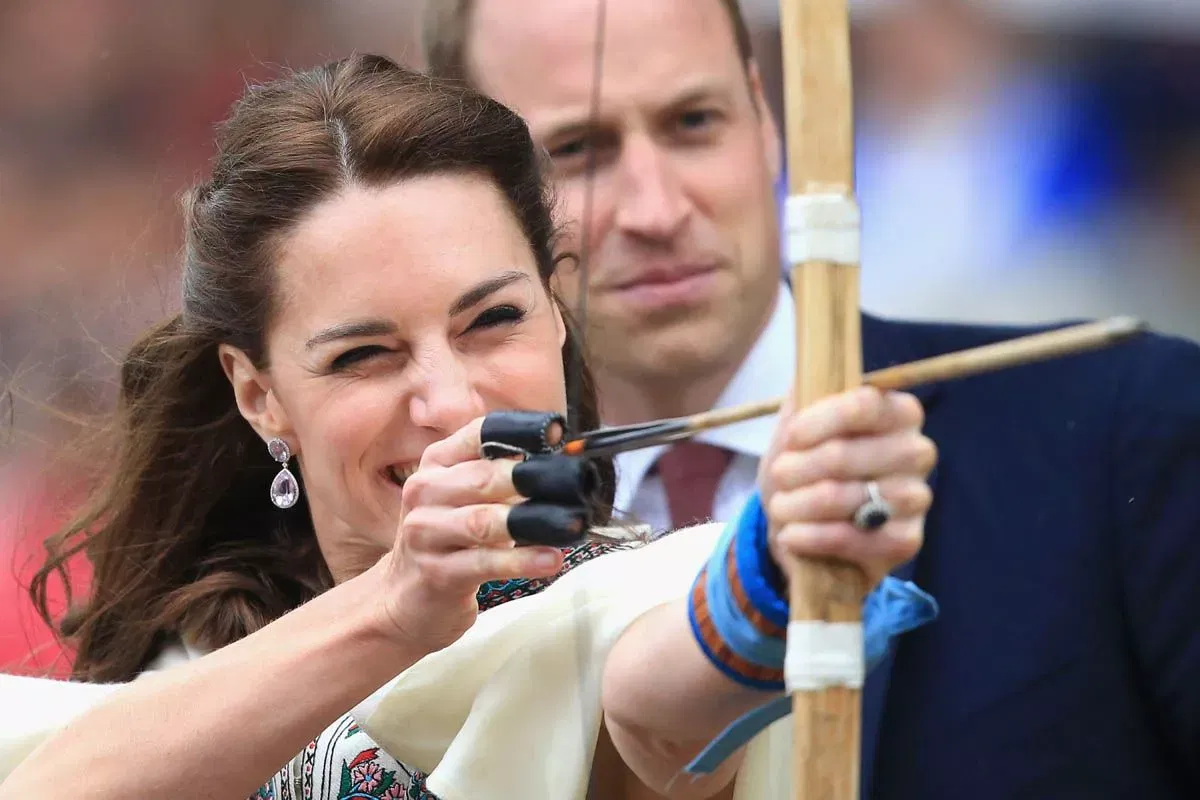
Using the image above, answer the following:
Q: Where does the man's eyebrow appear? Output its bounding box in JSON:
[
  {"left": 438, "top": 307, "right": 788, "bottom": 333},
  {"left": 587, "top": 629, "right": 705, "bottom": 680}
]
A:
[
  {"left": 448, "top": 270, "right": 531, "bottom": 316},
  {"left": 538, "top": 80, "right": 731, "bottom": 142},
  {"left": 541, "top": 118, "right": 596, "bottom": 144},
  {"left": 661, "top": 84, "right": 727, "bottom": 111}
]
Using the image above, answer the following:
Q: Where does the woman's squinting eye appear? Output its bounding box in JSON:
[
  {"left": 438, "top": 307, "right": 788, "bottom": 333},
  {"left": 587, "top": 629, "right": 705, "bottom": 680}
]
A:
[
  {"left": 330, "top": 344, "right": 389, "bottom": 372},
  {"left": 327, "top": 305, "right": 526, "bottom": 371},
  {"left": 467, "top": 304, "right": 527, "bottom": 332}
]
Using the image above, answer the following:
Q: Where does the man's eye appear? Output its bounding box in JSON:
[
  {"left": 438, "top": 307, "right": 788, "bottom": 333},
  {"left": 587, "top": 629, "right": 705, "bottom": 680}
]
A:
[
  {"left": 548, "top": 131, "right": 617, "bottom": 170},
  {"left": 552, "top": 140, "right": 585, "bottom": 157},
  {"left": 330, "top": 345, "right": 387, "bottom": 371},
  {"left": 469, "top": 304, "right": 527, "bottom": 331},
  {"left": 551, "top": 139, "right": 589, "bottom": 159},
  {"left": 678, "top": 109, "right": 718, "bottom": 131}
]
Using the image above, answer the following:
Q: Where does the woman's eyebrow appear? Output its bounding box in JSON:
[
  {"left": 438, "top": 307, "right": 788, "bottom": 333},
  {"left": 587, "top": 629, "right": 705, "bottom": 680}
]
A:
[
  {"left": 305, "top": 319, "right": 398, "bottom": 350},
  {"left": 448, "top": 270, "right": 531, "bottom": 316},
  {"left": 304, "top": 271, "right": 531, "bottom": 350}
]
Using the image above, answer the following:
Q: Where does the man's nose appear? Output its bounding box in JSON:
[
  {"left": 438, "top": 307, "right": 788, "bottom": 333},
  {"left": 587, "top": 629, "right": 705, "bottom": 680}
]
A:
[{"left": 612, "top": 136, "right": 691, "bottom": 241}]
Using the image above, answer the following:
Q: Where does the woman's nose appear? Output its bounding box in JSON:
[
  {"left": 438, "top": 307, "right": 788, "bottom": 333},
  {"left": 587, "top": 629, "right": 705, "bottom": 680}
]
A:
[{"left": 406, "top": 349, "right": 487, "bottom": 435}]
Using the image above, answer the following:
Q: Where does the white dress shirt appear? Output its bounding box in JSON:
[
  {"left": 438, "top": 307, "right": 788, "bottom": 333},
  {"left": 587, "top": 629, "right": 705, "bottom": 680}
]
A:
[{"left": 612, "top": 281, "right": 796, "bottom": 536}]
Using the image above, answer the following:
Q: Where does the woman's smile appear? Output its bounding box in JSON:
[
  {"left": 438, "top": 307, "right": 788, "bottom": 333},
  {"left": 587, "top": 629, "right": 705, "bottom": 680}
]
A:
[{"left": 385, "top": 463, "right": 420, "bottom": 488}]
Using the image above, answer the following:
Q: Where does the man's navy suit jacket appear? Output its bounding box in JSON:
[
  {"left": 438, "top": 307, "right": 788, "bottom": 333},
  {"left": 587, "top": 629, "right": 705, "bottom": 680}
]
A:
[{"left": 858, "top": 314, "right": 1200, "bottom": 799}]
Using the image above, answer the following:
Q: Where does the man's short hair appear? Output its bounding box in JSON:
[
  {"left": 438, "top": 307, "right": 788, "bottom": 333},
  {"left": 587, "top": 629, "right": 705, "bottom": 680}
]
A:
[{"left": 421, "top": 0, "right": 755, "bottom": 84}]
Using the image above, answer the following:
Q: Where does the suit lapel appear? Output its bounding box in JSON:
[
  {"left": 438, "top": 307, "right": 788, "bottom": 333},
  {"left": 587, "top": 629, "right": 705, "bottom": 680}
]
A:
[{"left": 859, "top": 314, "right": 941, "bottom": 798}]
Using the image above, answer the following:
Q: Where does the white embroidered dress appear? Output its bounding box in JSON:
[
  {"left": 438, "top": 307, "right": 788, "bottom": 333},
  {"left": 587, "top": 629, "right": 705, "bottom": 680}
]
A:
[{"left": 0, "top": 528, "right": 794, "bottom": 800}]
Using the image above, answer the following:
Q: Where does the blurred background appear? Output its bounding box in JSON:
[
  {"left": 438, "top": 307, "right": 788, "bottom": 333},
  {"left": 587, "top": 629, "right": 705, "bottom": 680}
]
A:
[{"left": 1, "top": 0, "right": 1197, "bottom": 675}]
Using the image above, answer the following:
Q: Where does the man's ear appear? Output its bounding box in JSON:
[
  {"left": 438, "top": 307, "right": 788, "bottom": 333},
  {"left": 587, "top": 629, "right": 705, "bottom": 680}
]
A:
[
  {"left": 551, "top": 296, "right": 568, "bottom": 348},
  {"left": 218, "top": 344, "right": 296, "bottom": 451},
  {"left": 746, "top": 59, "right": 783, "bottom": 182}
]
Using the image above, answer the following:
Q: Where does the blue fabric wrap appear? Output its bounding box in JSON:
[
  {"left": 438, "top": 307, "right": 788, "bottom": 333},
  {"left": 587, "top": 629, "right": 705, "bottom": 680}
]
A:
[
  {"left": 682, "top": 492, "right": 940, "bottom": 775},
  {"left": 705, "top": 519, "right": 787, "bottom": 671},
  {"left": 733, "top": 491, "right": 790, "bottom": 630},
  {"left": 687, "top": 573, "right": 789, "bottom": 693}
]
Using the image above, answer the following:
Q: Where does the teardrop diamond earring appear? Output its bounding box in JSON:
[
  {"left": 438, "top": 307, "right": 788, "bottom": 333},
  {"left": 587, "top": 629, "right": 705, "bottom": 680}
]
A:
[{"left": 267, "top": 438, "right": 300, "bottom": 509}]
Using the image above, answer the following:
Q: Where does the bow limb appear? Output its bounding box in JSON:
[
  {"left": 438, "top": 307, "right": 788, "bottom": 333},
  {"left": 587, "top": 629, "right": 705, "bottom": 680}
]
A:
[{"left": 777, "top": 0, "right": 867, "bottom": 797}]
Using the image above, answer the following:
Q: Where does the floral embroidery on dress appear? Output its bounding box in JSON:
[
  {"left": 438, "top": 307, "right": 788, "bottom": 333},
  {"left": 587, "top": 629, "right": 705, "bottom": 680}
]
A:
[
  {"left": 331, "top": 745, "right": 436, "bottom": 800},
  {"left": 338, "top": 749, "right": 389, "bottom": 797},
  {"left": 249, "top": 539, "right": 631, "bottom": 800}
]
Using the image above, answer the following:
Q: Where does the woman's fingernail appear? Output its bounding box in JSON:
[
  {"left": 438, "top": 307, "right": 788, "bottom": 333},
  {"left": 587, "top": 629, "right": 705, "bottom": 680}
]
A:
[{"left": 533, "top": 549, "right": 561, "bottom": 569}]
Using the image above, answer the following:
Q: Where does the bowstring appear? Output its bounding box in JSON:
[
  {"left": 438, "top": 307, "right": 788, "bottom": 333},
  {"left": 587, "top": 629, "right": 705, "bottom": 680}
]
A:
[
  {"left": 568, "top": 0, "right": 606, "bottom": 439},
  {"left": 568, "top": 0, "right": 609, "bottom": 788}
]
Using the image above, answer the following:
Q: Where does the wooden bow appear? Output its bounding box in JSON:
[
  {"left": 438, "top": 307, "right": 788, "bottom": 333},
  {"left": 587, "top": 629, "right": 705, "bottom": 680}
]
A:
[
  {"left": 565, "top": 0, "right": 866, "bottom": 793},
  {"left": 776, "top": 0, "right": 865, "bottom": 797}
]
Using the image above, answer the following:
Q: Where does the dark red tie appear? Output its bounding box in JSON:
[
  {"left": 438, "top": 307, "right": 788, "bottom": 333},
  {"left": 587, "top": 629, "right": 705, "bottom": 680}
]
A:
[{"left": 654, "top": 441, "right": 735, "bottom": 529}]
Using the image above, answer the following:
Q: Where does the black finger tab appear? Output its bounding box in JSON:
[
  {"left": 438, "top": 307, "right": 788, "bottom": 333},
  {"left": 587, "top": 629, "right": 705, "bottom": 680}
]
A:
[
  {"left": 480, "top": 411, "right": 566, "bottom": 460},
  {"left": 512, "top": 455, "right": 599, "bottom": 504},
  {"left": 508, "top": 502, "right": 589, "bottom": 547}
]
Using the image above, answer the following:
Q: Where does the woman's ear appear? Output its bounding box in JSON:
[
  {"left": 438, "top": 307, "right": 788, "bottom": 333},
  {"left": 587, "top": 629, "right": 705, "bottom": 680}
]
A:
[{"left": 218, "top": 344, "right": 296, "bottom": 450}]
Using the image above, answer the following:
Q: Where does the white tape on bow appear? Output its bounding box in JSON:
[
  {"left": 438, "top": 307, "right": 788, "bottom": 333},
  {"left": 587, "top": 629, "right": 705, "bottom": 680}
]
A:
[
  {"left": 783, "top": 194, "right": 861, "bottom": 266},
  {"left": 784, "top": 620, "right": 865, "bottom": 692}
]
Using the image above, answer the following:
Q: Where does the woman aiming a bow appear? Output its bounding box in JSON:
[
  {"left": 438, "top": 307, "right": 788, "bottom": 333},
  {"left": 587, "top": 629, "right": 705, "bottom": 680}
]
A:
[{"left": 0, "top": 55, "right": 936, "bottom": 800}]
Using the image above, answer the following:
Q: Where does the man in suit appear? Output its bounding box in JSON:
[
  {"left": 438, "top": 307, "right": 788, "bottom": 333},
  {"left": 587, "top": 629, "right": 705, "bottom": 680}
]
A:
[{"left": 420, "top": 0, "right": 1200, "bottom": 796}]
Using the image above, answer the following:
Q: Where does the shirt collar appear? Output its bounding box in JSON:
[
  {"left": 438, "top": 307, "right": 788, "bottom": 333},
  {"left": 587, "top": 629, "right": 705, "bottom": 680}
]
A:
[{"left": 612, "top": 281, "right": 794, "bottom": 512}]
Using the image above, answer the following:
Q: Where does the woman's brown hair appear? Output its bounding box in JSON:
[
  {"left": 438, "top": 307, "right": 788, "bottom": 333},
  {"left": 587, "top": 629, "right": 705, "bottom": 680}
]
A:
[{"left": 30, "top": 53, "right": 614, "bottom": 684}]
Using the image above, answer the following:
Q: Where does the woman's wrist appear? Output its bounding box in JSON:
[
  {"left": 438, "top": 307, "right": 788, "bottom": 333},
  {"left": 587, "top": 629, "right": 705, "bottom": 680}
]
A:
[
  {"left": 349, "top": 556, "right": 418, "bottom": 647},
  {"left": 687, "top": 493, "right": 787, "bottom": 692}
]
